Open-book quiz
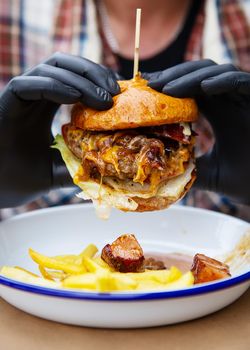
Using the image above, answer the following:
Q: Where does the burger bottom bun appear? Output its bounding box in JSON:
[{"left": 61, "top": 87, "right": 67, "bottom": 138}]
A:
[{"left": 132, "top": 172, "right": 196, "bottom": 212}]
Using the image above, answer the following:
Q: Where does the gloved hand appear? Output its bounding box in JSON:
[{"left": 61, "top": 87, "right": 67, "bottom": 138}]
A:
[
  {"left": 0, "top": 52, "right": 120, "bottom": 208},
  {"left": 145, "top": 60, "right": 250, "bottom": 204}
]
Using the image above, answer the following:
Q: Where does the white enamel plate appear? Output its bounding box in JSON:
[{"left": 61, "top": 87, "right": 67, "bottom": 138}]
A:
[{"left": 0, "top": 204, "right": 249, "bottom": 328}]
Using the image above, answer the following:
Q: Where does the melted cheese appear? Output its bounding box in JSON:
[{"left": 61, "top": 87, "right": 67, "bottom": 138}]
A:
[
  {"left": 101, "top": 146, "right": 121, "bottom": 174},
  {"left": 134, "top": 162, "right": 147, "bottom": 184}
]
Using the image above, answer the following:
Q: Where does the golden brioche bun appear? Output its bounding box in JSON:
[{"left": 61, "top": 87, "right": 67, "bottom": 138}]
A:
[{"left": 72, "top": 77, "right": 198, "bottom": 131}]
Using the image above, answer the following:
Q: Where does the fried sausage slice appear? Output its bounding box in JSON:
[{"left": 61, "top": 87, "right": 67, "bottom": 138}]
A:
[
  {"left": 101, "top": 234, "right": 145, "bottom": 272},
  {"left": 191, "top": 253, "right": 231, "bottom": 284}
]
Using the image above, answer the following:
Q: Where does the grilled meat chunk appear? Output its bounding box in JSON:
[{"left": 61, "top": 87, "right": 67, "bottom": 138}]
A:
[
  {"left": 101, "top": 234, "right": 145, "bottom": 272},
  {"left": 191, "top": 254, "right": 231, "bottom": 284}
]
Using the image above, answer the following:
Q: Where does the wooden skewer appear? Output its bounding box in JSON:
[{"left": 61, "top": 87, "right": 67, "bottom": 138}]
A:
[{"left": 133, "top": 8, "right": 142, "bottom": 79}]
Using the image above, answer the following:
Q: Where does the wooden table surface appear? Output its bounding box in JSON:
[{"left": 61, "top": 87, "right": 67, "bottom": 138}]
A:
[{"left": 0, "top": 288, "right": 249, "bottom": 350}]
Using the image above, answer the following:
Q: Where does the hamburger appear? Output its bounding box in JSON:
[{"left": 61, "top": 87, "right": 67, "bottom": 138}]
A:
[{"left": 54, "top": 77, "right": 198, "bottom": 217}]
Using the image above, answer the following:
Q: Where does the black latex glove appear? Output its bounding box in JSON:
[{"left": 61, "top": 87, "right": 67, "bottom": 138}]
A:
[
  {"left": 145, "top": 60, "right": 250, "bottom": 204},
  {"left": 0, "top": 52, "right": 120, "bottom": 208}
]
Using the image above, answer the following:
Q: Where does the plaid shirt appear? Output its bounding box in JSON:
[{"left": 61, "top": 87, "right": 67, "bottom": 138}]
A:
[{"left": 0, "top": 0, "right": 250, "bottom": 220}]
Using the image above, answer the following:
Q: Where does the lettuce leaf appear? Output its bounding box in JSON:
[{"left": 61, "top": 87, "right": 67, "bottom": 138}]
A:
[{"left": 52, "top": 135, "right": 81, "bottom": 178}]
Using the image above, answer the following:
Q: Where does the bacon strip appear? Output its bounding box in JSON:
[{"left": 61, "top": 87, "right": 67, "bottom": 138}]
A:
[{"left": 146, "top": 124, "right": 191, "bottom": 144}]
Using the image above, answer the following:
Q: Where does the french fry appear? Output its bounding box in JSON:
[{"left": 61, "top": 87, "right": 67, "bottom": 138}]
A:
[
  {"left": 79, "top": 244, "right": 98, "bottom": 258},
  {"left": 45, "top": 244, "right": 98, "bottom": 267},
  {"left": 53, "top": 255, "right": 78, "bottom": 264},
  {"left": 168, "top": 266, "right": 183, "bottom": 281},
  {"left": 93, "top": 256, "right": 113, "bottom": 271},
  {"left": 111, "top": 273, "right": 137, "bottom": 290},
  {"left": 29, "top": 249, "right": 86, "bottom": 274},
  {"left": 39, "top": 265, "right": 54, "bottom": 281},
  {"left": 0, "top": 266, "right": 59, "bottom": 288},
  {"left": 132, "top": 270, "right": 170, "bottom": 283},
  {"left": 96, "top": 270, "right": 111, "bottom": 292},
  {"left": 14, "top": 266, "right": 39, "bottom": 277},
  {"left": 39, "top": 265, "right": 67, "bottom": 281},
  {"left": 48, "top": 270, "right": 67, "bottom": 280},
  {"left": 164, "top": 271, "right": 194, "bottom": 290},
  {"left": 62, "top": 269, "right": 138, "bottom": 292},
  {"left": 1, "top": 266, "right": 39, "bottom": 282},
  {"left": 75, "top": 244, "right": 98, "bottom": 265},
  {"left": 126, "top": 266, "right": 182, "bottom": 283},
  {"left": 62, "top": 273, "right": 97, "bottom": 290},
  {"left": 135, "top": 270, "right": 193, "bottom": 291},
  {"left": 136, "top": 280, "right": 163, "bottom": 291},
  {"left": 82, "top": 256, "right": 107, "bottom": 273}
]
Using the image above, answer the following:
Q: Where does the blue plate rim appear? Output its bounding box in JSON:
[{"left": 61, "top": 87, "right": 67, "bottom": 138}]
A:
[{"left": 0, "top": 271, "right": 249, "bottom": 301}]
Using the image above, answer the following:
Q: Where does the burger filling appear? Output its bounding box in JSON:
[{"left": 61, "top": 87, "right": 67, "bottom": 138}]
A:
[{"left": 62, "top": 123, "right": 195, "bottom": 190}]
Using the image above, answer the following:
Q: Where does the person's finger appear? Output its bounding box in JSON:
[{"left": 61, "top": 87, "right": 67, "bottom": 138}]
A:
[
  {"left": 201, "top": 71, "right": 250, "bottom": 95},
  {"left": 99, "top": 64, "right": 123, "bottom": 81},
  {"left": 147, "top": 59, "right": 216, "bottom": 90},
  {"left": 9, "top": 76, "right": 81, "bottom": 104},
  {"left": 25, "top": 63, "right": 113, "bottom": 109},
  {"left": 44, "top": 52, "right": 120, "bottom": 95},
  {"left": 141, "top": 71, "right": 161, "bottom": 80},
  {"left": 162, "top": 64, "right": 238, "bottom": 97}
]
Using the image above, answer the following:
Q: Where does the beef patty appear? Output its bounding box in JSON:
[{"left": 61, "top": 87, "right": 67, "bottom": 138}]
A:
[{"left": 62, "top": 123, "right": 193, "bottom": 186}]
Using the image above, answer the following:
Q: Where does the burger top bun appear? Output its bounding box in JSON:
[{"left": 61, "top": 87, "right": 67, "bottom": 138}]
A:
[{"left": 71, "top": 77, "right": 198, "bottom": 131}]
